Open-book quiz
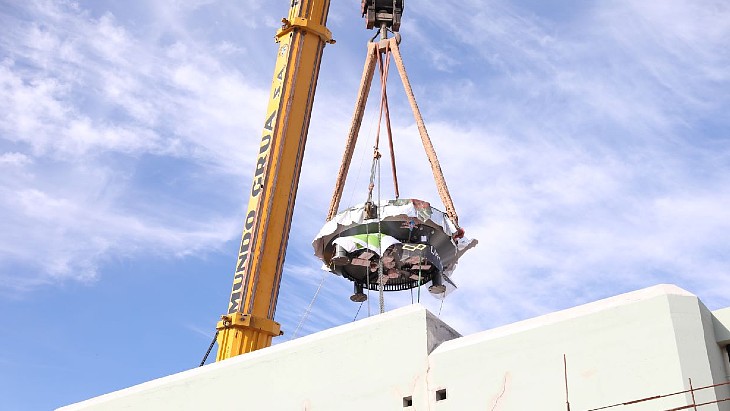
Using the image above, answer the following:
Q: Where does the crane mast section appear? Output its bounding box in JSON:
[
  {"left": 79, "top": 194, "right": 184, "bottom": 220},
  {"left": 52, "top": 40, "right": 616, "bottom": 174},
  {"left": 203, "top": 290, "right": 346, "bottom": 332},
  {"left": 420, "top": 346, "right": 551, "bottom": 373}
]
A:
[{"left": 217, "top": 0, "right": 332, "bottom": 360}]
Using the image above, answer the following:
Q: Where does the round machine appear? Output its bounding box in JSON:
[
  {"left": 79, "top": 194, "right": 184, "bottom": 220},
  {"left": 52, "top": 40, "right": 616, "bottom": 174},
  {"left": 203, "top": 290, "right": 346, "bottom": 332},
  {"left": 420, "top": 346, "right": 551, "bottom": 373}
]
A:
[{"left": 312, "top": 198, "right": 477, "bottom": 302}]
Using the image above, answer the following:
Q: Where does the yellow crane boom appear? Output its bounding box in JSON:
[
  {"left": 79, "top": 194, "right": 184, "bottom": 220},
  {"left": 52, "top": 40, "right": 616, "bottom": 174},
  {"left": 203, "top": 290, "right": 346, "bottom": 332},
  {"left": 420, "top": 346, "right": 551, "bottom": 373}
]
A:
[{"left": 215, "top": 0, "right": 334, "bottom": 361}]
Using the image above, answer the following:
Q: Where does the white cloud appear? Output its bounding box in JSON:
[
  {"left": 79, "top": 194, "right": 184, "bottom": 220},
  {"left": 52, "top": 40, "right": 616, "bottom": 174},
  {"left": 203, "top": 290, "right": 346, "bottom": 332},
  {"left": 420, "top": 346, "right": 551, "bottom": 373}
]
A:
[
  {"left": 1, "top": 0, "right": 729, "bottom": 340},
  {"left": 0, "top": 1, "right": 273, "bottom": 290},
  {"left": 0, "top": 152, "right": 32, "bottom": 167},
  {"left": 279, "top": 0, "right": 730, "bottom": 335}
]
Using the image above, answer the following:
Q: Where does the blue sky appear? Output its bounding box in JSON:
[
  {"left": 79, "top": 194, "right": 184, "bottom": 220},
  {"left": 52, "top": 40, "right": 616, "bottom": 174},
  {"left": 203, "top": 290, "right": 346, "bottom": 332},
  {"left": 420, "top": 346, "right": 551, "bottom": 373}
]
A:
[{"left": 1, "top": 1, "right": 729, "bottom": 409}]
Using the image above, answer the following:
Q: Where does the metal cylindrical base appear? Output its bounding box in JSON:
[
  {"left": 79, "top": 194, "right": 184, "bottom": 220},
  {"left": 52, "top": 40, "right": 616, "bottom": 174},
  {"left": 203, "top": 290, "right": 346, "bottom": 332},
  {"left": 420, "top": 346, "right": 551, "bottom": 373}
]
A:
[
  {"left": 350, "top": 283, "right": 368, "bottom": 302},
  {"left": 332, "top": 245, "right": 350, "bottom": 266},
  {"left": 428, "top": 273, "right": 446, "bottom": 295}
]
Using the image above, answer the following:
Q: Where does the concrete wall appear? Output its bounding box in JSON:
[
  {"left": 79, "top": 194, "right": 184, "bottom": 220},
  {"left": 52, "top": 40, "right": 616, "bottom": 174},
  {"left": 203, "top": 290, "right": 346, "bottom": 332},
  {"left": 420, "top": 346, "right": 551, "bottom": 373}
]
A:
[
  {"left": 713, "top": 307, "right": 730, "bottom": 385},
  {"left": 58, "top": 305, "right": 460, "bottom": 411},
  {"left": 59, "top": 285, "right": 730, "bottom": 411},
  {"left": 429, "top": 285, "right": 730, "bottom": 410}
]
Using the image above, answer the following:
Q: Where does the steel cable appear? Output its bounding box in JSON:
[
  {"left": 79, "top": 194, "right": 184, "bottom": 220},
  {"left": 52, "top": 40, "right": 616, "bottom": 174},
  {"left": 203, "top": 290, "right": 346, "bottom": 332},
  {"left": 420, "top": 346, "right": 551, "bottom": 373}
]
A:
[{"left": 291, "top": 271, "right": 328, "bottom": 340}]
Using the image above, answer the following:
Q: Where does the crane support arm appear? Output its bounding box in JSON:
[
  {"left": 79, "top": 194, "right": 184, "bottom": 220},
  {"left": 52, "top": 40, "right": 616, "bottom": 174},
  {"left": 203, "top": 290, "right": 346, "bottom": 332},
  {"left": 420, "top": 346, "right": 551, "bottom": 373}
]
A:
[{"left": 216, "top": 0, "right": 333, "bottom": 361}]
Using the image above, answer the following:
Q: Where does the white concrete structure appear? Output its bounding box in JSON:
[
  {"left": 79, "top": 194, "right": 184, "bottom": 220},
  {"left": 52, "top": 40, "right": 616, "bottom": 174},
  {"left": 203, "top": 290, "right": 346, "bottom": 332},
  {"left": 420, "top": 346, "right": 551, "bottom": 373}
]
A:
[{"left": 59, "top": 284, "right": 730, "bottom": 411}]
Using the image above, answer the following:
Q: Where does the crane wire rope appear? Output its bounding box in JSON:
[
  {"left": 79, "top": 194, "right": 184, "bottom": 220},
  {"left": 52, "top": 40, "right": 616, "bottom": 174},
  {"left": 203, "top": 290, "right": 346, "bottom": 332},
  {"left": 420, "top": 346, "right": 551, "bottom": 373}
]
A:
[
  {"left": 198, "top": 330, "right": 219, "bottom": 367},
  {"left": 364, "top": 150, "right": 378, "bottom": 317},
  {"left": 333, "top": 38, "right": 400, "bottom": 219},
  {"left": 359, "top": 41, "right": 390, "bottom": 316},
  {"left": 378, "top": 42, "right": 399, "bottom": 199},
  {"left": 353, "top": 301, "right": 364, "bottom": 321},
  {"left": 366, "top": 216, "right": 371, "bottom": 317},
  {"left": 373, "top": 38, "right": 398, "bottom": 200},
  {"left": 371, "top": 39, "right": 395, "bottom": 314},
  {"left": 329, "top": 42, "right": 377, "bottom": 220},
  {"left": 290, "top": 269, "right": 328, "bottom": 340},
  {"left": 328, "top": 102, "right": 381, "bottom": 320},
  {"left": 377, "top": 151, "right": 385, "bottom": 314},
  {"left": 364, "top": 150, "right": 385, "bottom": 315},
  {"left": 345, "top": 85, "right": 382, "bottom": 211},
  {"left": 389, "top": 38, "right": 460, "bottom": 226}
]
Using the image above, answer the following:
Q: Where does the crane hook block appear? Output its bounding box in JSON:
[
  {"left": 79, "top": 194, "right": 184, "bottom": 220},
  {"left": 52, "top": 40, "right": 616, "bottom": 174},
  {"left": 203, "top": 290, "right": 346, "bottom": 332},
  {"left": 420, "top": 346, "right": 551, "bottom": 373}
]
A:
[{"left": 361, "top": 0, "right": 404, "bottom": 32}]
